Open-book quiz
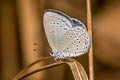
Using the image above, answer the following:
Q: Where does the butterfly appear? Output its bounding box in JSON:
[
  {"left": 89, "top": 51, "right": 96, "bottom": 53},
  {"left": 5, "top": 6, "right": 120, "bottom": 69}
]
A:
[{"left": 43, "top": 9, "right": 91, "bottom": 60}]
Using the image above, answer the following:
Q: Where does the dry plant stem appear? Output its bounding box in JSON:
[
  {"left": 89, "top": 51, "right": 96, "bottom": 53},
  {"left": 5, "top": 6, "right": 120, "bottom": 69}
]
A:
[
  {"left": 14, "top": 59, "right": 88, "bottom": 80},
  {"left": 13, "top": 56, "right": 53, "bottom": 80},
  {"left": 67, "top": 59, "right": 88, "bottom": 80},
  {"left": 87, "top": 0, "right": 94, "bottom": 80},
  {"left": 15, "top": 62, "right": 64, "bottom": 80}
]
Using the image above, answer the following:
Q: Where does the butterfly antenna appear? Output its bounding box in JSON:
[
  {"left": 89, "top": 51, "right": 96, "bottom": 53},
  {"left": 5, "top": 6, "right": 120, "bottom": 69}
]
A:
[{"left": 33, "top": 42, "right": 51, "bottom": 52}]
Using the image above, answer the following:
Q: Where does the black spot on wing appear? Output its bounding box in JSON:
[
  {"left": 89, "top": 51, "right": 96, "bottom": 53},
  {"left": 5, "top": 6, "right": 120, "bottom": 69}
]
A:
[{"left": 72, "top": 19, "right": 83, "bottom": 27}]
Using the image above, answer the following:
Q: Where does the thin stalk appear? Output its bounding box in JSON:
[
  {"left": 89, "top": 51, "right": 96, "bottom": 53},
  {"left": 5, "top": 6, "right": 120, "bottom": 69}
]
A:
[{"left": 86, "top": 0, "right": 94, "bottom": 80}]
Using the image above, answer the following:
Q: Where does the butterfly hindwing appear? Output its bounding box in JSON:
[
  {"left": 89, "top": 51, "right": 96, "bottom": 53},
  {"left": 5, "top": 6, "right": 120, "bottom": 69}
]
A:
[{"left": 59, "top": 26, "right": 90, "bottom": 57}]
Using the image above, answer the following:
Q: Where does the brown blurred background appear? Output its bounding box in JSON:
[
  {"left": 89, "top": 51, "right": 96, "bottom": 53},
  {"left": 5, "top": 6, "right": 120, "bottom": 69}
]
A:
[{"left": 0, "top": 0, "right": 120, "bottom": 80}]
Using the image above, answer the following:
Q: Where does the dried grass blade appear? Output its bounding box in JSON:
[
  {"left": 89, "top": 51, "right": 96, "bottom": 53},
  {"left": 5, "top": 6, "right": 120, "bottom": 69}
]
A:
[
  {"left": 86, "top": 0, "right": 94, "bottom": 80},
  {"left": 13, "top": 56, "right": 53, "bottom": 80},
  {"left": 66, "top": 59, "right": 88, "bottom": 80}
]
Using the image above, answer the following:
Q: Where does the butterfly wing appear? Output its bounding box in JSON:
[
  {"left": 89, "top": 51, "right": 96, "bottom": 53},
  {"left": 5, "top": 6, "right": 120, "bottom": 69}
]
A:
[
  {"left": 43, "top": 10, "right": 73, "bottom": 52},
  {"left": 71, "top": 18, "right": 87, "bottom": 29},
  {"left": 59, "top": 24, "right": 90, "bottom": 58}
]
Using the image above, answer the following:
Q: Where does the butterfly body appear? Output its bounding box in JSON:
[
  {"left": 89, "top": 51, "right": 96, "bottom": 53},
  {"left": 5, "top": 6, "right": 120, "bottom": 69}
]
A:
[{"left": 43, "top": 9, "right": 91, "bottom": 59}]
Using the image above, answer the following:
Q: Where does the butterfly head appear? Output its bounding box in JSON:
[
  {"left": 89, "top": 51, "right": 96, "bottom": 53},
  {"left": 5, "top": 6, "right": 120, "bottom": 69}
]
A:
[{"left": 50, "top": 51, "right": 67, "bottom": 59}]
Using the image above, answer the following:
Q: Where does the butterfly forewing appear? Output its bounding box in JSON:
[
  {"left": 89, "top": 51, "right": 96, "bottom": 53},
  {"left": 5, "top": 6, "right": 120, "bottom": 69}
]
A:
[{"left": 43, "top": 10, "right": 72, "bottom": 52}]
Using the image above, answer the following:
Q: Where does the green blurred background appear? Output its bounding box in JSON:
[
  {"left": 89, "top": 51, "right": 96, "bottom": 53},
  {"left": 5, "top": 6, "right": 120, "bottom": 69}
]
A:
[{"left": 0, "top": 0, "right": 120, "bottom": 80}]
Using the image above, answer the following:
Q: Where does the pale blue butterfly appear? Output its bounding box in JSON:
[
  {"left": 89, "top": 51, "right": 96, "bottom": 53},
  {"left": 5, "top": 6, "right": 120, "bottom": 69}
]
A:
[{"left": 43, "top": 9, "right": 91, "bottom": 60}]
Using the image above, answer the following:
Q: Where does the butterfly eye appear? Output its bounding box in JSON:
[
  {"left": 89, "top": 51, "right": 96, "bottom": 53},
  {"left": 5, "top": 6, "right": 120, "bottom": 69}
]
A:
[{"left": 50, "top": 52, "right": 53, "bottom": 55}]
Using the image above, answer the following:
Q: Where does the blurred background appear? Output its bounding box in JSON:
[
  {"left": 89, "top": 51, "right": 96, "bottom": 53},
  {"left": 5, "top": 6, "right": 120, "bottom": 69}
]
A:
[{"left": 0, "top": 0, "right": 120, "bottom": 80}]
